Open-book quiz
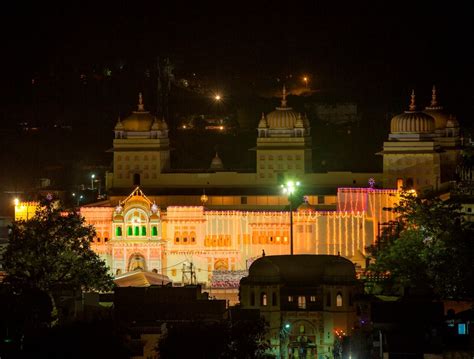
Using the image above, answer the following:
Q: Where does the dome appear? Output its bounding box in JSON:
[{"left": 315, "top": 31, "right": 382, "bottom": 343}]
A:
[
  {"left": 423, "top": 86, "right": 450, "bottom": 129},
  {"left": 297, "top": 197, "right": 315, "bottom": 212},
  {"left": 246, "top": 255, "right": 357, "bottom": 285},
  {"left": 248, "top": 257, "right": 281, "bottom": 282},
  {"left": 122, "top": 93, "right": 156, "bottom": 132},
  {"left": 210, "top": 152, "right": 223, "bottom": 169},
  {"left": 446, "top": 116, "right": 459, "bottom": 128},
  {"left": 267, "top": 107, "right": 301, "bottom": 129},
  {"left": 258, "top": 113, "right": 268, "bottom": 128},
  {"left": 390, "top": 90, "right": 435, "bottom": 133},
  {"left": 323, "top": 257, "right": 357, "bottom": 280},
  {"left": 266, "top": 85, "right": 306, "bottom": 129},
  {"left": 114, "top": 116, "right": 124, "bottom": 130}
]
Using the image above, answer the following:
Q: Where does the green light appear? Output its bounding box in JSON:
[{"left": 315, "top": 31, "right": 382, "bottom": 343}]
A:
[{"left": 284, "top": 323, "right": 291, "bottom": 329}]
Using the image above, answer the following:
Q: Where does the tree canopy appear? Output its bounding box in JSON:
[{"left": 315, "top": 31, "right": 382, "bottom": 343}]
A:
[
  {"left": 367, "top": 192, "right": 474, "bottom": 299},
  {"left": 4, "top": 197, "right": 113, "bottom": 297}
]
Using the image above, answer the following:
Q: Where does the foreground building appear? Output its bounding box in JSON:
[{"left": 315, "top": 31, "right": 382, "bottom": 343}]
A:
[{"left": 240, "top": 254, "right": 361, "bottom": 358}]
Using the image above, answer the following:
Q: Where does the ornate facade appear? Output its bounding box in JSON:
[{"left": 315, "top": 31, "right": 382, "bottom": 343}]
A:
[{"left": 74, "top": 186, "right": 399, "bottom": 286}]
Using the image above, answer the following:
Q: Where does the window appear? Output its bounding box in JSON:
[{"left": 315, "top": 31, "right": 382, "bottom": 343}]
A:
[
  {"left": 134, "top": 226, "right": 139, "bottom": 236},
  {"left": 298, "top": 296, "right": 306, "bottom": 309},
  {"left": 318, "top": 196, "right": 324, "bottom": 204},
  {"left": 152, "top": 226, "right": 158, "bottom": 236},
  {"left": 326, "top": 292, "right": 331, "bottom": 306},
  {"left": 310, "top": 296, "right": 316, "bottom": 302},
  {"left": 288, "top": 296, "right": 293, "bottom": 303},
  {"left": 458, "top": 323, "right": 467, "bottom": 335},
  {"left": 272, "top": 292, "right": 277, "bottom": 306},
  {"left": 261, "top": 293, "right": 267, "bottom": 306},
  {"left": 127, "top": 226, "right": 132, "bottom": 236},
  {"left": 299, "top": 325, "right": 305, "bottom": 334},
  {"left": 336, "top": 293, "right": 343, "bottom": 307},
  {"left": 141, "top": 226, "right": 146, "bottom": 236},
  {"left": 250, "top": 292, "right": 255, "bottom": 306},
  {"left": 116, "top": 227, "right": 122, "bottom": 237},
  {"left": 241, "top": 196, "right": 247, "bottom": 204}
]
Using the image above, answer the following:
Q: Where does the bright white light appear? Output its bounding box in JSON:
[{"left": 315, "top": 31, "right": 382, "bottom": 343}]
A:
[
  {"left": 215, "top": 95, "right": 221, "bottom": 101},
  {"left": 91, "top": 174, "right": 96, "bottom": 179},
  {"left": 13, "top": 198, "right": 19, "bottom": 206}
]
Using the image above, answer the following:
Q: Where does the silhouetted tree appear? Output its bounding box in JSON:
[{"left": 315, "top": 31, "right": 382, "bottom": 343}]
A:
[
  {"left": 367, "top": 192, "right": 474, "bottom": 299},
  {"left": 3, "top": 196, "right": 114, "bottom": 326}
]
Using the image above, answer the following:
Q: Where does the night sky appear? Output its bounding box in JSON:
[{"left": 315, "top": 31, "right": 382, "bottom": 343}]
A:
[{"left": 0, "top": 1, "right": 472, "bottom": 211}]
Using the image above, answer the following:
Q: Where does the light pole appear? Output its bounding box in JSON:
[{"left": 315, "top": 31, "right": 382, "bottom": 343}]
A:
[
  {"left": 91, "top": 174, "right": 95, "bottom": 190},
  {"left": 281, "top": 180, "right": 300, "bottom": 255}
]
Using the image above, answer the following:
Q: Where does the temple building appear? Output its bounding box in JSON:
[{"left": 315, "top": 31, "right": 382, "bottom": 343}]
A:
[
  {"left": 381, "top": 87, "right": 461, "bottom": 191},
  {"left": 239, "top": 255, "right": 361, "bottom": 358},
  {"left": 14, "top": 86, "right": 464, "bottom": 291}
]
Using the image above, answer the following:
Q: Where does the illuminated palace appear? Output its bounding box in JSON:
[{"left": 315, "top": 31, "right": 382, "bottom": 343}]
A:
[{"left": 15, "top": 87, "right": 461, "bottom": 286}]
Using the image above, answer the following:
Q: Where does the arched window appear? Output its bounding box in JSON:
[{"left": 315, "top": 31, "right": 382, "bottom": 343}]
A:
[
  {"left": 250, "top": 292, "right": 255, "bottom": 306},
  {"left": 261, "top": 293, "right": 267, "bottom": 306},
  {"left": 115, "top": 269, "right": 122, "bottom": 276},
  {"left": 141, "top": 226, "right": 146, "bottom": 236},
  {"left": 174, "top": 232, "right": 181, "bottom": 244},
  {"left": 134, "top": 226, "right": 139, "bottom": 236},
  {"left": 298, "top": 296, "right": 306, "bottom": 309},
  {"left": 336, "top": 293, "right": 343, "bottom": 307},
  {"left": 152, "top": 226, "right": 158, "bottom": 236},
  {"left": 127, "top": 226, "right": 132, "bottom": 236}
]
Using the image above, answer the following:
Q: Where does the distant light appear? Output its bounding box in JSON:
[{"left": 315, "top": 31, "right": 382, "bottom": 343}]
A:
[
  {"left": 183, "top": 125, "right": 187, "bottom": 129},
  {"left": 284, "top": 323, "right": 291, "bottom": 329},
  {"left": 72, "top": 193, "right": 76, "bottom": 197},
  {"left": 215, "top": 95, "right": 221, "bottom": 101},
  {"left": 13, "top": 198, "right": 19, "bottom": 206},
  {"left": 91, "top": 174, "right": 96, "bottom": 179},
  {"left": 219, "top": 126, "right": 224, "bottom": 130}
]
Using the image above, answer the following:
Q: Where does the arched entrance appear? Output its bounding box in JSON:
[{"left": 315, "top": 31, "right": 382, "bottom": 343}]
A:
[
  {"left": 128, "top": 253, "right": 147, "bottom": 271},
  {"left": 286, "top": 320, "right": 317, "bottom": 358}
]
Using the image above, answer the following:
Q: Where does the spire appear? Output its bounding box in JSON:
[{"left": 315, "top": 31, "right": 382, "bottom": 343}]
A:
[
  {"left": 138, "top": 92, "right": 145, "bottom": 111},
  {"left": 409, "top": 89, "right": 416, "bottom": 111},
  {"left": 431, "top": 85, "right": 438, "bottom": 107},
  {"left": 281, "top": 85, "right": 287, "bottom": 107}
]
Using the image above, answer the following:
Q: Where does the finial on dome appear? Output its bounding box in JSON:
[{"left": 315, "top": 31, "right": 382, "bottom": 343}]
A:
[
  {"left": 138, "top": 92, "right": 145, "bottom": 111},
  {"left": 431, "top": 85, "right": 438, "bottom": 107},
  {"left": 409, "top": 89, "right": 416, "bottom": 111},
  {"left": 281, "top": 85, "right": 287, "bottom": 107}
]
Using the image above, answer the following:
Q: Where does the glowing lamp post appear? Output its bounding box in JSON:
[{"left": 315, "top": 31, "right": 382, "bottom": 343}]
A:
[
  {"left": 91, "top": 174, "right": 95, "bottom": 190},
  {"left": 281, "top": 180, "right": 300, "bottom": 255}
]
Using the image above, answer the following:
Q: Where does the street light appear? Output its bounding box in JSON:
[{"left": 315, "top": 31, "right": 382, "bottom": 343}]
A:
[
  {"left": 91, "top": 174, "right": 95, "bottom": 190},
  {"left": 281, "top": 180, "right": 300, "bottom": 255},
  {"left": 303, "top": 76, "right": 308, "bottom": 88}
]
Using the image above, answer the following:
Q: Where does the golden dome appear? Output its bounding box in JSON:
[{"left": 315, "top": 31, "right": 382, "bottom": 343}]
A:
[
  {"left": 122, "top": 93, "right": 156, "bottom": 132},
  {"left": 423, "top": 86, "right": 449, "bottom": 129},
  {"left": 390, "top": 90, "right": 435, "bottom": 133},
  {"left": 266, "top": 86, "right": 304, "bottom": 129},
  {"left": 297, "top": 197, "right": 315, "bottom": 212}
]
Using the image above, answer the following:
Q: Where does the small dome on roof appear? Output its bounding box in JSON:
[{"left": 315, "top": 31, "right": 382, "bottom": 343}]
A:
[
  {"left": 297, "top": 196, "right": 315, "bottom": 212},
  {"left": 210, "top": 152, "right": 223, "bottom": 169}
]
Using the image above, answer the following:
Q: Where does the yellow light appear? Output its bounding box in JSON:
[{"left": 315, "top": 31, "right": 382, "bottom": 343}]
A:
[
  {"left": 219, "top": 126, "right": 224, "bottom": 130},
  {"left": 14, "top": 198, "right": 19, "bottom": 206},
  {"left": 215, "top": 95, "right": 221, "bottom": 101}
]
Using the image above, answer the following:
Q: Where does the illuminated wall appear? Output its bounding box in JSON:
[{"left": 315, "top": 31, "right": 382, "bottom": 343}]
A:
[{"left": 15, "top": 187, "right": 399, "bottom": 285}]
